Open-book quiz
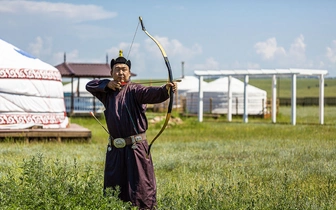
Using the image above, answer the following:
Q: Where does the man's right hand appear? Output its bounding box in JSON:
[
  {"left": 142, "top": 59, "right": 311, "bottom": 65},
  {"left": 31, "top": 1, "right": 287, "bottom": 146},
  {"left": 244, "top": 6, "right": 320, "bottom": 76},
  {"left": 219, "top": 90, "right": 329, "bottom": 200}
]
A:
[{"left": 107, "top": 80, "right": 121, "bottom": 91}]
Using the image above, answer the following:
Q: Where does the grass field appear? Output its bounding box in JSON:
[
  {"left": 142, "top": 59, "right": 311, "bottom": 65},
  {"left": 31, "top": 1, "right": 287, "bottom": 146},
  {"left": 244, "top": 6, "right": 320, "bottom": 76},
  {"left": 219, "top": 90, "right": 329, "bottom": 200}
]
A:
[
  {"left": 248, "top": 77, "right": 336, "bottom": 98},
  {"left": 1, "top": 107, "right": 335, "bottom": 209}
]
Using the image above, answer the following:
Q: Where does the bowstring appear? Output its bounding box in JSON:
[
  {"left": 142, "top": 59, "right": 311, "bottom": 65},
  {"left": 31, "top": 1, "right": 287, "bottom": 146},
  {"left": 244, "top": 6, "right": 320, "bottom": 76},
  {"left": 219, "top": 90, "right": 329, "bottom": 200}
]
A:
[
  {"left": 126, "top": 20, "right": 140, "bottom": 61},
  {"left": 123, "top": 19, "right": 140, "bottom": 136}
]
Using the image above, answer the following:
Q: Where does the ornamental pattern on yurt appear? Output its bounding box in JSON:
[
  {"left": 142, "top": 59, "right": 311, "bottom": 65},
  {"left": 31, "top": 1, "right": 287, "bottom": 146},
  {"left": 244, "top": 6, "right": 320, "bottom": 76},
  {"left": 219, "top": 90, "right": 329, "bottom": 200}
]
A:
[{"left": 0, "top": 68, "right": 62, "bottom": 81}]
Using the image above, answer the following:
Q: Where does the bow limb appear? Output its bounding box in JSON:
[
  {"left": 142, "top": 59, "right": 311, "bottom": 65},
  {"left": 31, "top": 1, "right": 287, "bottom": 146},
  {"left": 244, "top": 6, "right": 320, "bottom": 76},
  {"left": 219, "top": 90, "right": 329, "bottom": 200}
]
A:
[{"left": 139, "top": 16, "right": 174, "bottom": 156}]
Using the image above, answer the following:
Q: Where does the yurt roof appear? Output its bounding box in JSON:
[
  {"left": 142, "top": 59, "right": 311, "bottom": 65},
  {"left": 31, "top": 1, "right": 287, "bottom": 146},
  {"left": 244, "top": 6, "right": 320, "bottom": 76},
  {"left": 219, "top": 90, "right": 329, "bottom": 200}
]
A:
[{"left": 178, "top": 76, "right": 208, "bottom": 91}]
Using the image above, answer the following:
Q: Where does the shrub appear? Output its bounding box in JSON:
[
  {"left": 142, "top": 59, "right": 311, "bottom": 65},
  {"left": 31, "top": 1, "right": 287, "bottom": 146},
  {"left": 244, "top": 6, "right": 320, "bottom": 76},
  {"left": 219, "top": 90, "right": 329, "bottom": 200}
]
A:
[{"left": 0, "top": 154, "right": 132, "bottom": 209}]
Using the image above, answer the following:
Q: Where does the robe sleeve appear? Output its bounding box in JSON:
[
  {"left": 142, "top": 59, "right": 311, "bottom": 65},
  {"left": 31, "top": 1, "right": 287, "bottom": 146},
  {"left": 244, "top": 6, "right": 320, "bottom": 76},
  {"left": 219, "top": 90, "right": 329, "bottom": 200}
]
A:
[
  {"left": 133, "top": 84, "right": 170, "bottom": 105},
  {"left": 85, "top": 79, "right": 111, "bottom": 105}
]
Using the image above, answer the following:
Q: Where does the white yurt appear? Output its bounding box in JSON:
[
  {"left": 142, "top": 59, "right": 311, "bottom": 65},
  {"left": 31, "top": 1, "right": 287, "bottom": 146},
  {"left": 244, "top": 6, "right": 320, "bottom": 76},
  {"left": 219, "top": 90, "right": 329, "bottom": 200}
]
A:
[
  {"left": 0, "top": 39, "right": 69, "bottom": 129},
  {"left": 162, "top": 75, "right": 208, "bottom": 111},
  {"left": 153, "top": 76, "right": 209, "bottom": 112},
  {"left": 177, "top": 76, "right": 208, "bottom": 97},
  {"left": 186, "top": 77, "right": 267, "bottom": 115}
]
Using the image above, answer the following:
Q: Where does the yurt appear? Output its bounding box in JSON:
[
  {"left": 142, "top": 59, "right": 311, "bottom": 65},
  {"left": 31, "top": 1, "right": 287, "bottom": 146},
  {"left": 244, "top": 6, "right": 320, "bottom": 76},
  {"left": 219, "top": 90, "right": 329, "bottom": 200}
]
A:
[
  {"left": 177, "top": 76, "right": 208, "bottom": 97},
  {"left": 0, "top": 39, "right": 69, "bottom": 129},
  {"left": 153, "top": 76, "right": 209, "bottom": 112},
  {"left": 186, "top": 77, "right": 267, "bottom": 115}
]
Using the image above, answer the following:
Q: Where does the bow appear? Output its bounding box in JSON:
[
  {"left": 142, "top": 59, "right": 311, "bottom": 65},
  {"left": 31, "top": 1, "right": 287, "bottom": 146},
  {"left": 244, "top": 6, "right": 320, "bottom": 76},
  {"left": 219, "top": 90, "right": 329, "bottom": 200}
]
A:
[{"left": 139, "top": 16, "right": 174, "bottom": 156}]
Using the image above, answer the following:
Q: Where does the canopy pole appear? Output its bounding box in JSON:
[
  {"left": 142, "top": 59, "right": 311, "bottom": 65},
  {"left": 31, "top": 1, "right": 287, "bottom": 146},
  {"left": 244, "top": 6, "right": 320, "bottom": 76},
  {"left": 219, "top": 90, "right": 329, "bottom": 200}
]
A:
[
  {"left": 272, "top": 75, "right": 277, "bottom": 123},
  {"left": 227, "top": 76, "right": 232, "bottom": 122},
  {"left": 243, "top": 75, "right": 249, "bottom": 123},
  {"left": 70, "top": 77, "right": 74, "bottom": 115},
  {"left": 291, "top": 74, "right": 297, "bottom": 125},
  {"left": 198, "top": 75, "right": 204, "bottom": 122},
  {"left": 319, "top": 74, "right": 325, "bottom": 124}
]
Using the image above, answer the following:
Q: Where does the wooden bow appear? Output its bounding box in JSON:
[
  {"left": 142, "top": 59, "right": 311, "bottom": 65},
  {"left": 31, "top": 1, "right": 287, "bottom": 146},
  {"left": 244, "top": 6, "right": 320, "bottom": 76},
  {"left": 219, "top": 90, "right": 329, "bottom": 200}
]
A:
[{"left": 139, "top": 16, "right": 174, "bottom": 156}]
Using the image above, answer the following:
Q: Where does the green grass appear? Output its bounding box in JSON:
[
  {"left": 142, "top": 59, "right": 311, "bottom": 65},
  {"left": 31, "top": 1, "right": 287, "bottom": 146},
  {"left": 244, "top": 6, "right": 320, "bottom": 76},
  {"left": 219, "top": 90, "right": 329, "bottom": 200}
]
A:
[
  {"left": 1, "top": 107, "right": 336, "bottom": 209},
  {"left": 248, "top": 77, "right": 336, "bottom": 98}
]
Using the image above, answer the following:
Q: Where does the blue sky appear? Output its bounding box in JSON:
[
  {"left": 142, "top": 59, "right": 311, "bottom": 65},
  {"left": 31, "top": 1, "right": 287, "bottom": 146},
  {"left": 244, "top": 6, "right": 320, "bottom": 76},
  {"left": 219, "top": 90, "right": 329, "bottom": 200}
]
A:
[{"left": 1, "top": 0, "right": 336, "bottom": 79}]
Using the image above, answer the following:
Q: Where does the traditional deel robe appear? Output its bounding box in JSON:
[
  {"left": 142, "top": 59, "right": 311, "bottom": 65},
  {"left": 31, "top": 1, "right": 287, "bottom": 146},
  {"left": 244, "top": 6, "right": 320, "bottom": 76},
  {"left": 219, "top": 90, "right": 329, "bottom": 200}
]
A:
[{"left": 86, "top": 79, "right": 170, "bottom": 209}]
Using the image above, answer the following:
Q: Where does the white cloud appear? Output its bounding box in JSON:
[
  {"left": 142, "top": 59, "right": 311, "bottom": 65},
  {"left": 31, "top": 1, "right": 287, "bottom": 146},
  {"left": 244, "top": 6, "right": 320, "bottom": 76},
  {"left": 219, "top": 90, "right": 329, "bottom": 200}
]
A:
[
  {"left": 253, "top": 35, "right": 316, "bottom": 68},
  {"left": 0, "top": 0, "right": 116, "bottom": 23},
  {"left": 254, "top": 37, "right": 286, "bottom": 60},
  {"left": 288, "top": 34, "right": 306, "bottom": 62},
  {"left": 144, "top": 36, "right": 202, "bottom": 59},
  {"left": 247, "top": 62, "right": 261, "bottom": 69},
  {"left": 107, "top": 43, "right": 134, "bottom": 59},
  {"left": 326, "top": 40, "right": 336, "bottom": 63},
  {"left": 53, "top": 50, "right": 79, "bottom": 63},
  {"left": 318, "top": 61, "right": 325, "bottom": 68},
  {"left": 28, "top": 36, "right": 52, "bottom": 58},
  {"left": 194, "top": 57, "right": 219, "bottom": 70},
  {"left": 231, "top": 61, "right": 260, "bottom": 69},
  {"left": 138, "top": 35, "right": 204, "bottom": 76}
]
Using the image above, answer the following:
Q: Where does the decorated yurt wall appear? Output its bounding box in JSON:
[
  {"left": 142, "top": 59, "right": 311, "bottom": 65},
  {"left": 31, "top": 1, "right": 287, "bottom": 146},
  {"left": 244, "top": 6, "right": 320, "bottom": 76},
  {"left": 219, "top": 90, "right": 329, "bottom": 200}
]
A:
[{"left": 0, "top": 39, "right": 69, "bottom": 129}]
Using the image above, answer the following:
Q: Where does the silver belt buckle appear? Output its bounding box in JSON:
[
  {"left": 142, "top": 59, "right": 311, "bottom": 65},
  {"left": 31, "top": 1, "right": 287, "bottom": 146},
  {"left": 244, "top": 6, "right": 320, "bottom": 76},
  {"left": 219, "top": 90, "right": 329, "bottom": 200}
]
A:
[
  {"left": 135, "top": 135, "right": 142, "bottom": 141},
  {"left": 131, "top": 135, "right": 143, "bottom": 150},
  {"left": 113, "top": 138, "right": 126, "bottom": 148}
]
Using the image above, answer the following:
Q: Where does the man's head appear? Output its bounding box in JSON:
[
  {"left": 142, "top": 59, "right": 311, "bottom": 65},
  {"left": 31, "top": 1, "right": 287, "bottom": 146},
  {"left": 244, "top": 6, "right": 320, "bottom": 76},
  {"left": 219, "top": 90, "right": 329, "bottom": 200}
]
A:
[{"left": 110, "top": 50, "right": 131, "bottom": 83}]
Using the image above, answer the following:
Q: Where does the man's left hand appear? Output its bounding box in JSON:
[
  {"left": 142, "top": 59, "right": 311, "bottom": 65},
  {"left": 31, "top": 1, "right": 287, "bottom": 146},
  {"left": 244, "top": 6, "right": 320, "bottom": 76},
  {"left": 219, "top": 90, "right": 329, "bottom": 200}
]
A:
[{"left": 166, "top": 82, "right": 177, "bottom": 93}]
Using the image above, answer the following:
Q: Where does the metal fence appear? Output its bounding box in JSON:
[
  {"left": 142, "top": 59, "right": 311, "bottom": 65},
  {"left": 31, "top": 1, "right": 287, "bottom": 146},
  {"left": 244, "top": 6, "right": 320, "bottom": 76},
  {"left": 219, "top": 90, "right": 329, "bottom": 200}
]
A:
[{"left": 64, "top": 96, "right": 104, "bottom": 115}]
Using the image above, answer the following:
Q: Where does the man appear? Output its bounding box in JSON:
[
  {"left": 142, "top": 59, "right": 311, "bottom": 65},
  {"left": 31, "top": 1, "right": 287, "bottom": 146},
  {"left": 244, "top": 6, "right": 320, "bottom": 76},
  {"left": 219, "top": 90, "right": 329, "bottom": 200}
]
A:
[{"left": 86, "top": 50, "right": 176, "bottom": 209}]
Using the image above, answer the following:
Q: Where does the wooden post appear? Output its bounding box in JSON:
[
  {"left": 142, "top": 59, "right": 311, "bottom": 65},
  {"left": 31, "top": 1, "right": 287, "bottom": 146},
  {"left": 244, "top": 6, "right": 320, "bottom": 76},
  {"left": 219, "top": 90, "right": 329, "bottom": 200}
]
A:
[
  {"left": 70, "top": 77, "right": 74, "bottom": 115},
  {"left": 236, "top": 97, "right": 238, "bottom": 115},
  {"left": 209, "top": 97, "right": 213, "bottom": 114}
]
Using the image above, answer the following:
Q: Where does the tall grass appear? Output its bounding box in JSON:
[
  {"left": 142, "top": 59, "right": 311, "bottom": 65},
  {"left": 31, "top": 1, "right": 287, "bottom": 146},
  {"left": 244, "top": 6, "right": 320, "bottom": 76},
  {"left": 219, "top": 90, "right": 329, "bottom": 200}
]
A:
[
  {"left": 0, "top": 154, "right": 132, "bottom": 209},
  {"left": 154, "top": 122, "right": 336, "bottom": 209},
  {"left": 1, "top": 107, "right": 335, "bottom": 209}
]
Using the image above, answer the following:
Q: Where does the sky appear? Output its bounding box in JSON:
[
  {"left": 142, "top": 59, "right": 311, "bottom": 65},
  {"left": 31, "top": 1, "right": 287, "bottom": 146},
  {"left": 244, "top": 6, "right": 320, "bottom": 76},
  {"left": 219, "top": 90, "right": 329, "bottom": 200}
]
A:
[{"left": 1, "top": 0, "right": 336, "bottom": 79}]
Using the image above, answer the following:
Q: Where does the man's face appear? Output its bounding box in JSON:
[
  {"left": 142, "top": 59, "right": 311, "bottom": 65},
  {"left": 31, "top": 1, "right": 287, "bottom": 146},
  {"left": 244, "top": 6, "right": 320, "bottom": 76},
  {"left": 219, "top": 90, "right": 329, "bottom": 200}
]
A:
[{"left": 111, "top": 63, "right": 131, "bottom": 83}]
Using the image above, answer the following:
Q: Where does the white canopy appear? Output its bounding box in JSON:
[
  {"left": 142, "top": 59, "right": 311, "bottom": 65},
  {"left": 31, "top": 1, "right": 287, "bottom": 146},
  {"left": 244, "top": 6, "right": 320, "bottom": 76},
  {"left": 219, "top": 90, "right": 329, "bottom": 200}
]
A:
[{"left": 0, "top": 39, "right": 69, "bottom": 129}]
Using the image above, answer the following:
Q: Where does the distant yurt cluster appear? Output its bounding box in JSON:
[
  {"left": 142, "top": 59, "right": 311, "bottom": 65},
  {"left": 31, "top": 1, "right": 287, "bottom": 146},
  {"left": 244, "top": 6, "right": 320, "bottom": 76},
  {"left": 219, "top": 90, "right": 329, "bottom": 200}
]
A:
[{"left": 177, "top": 76, "right": 267, "bottom": 115}]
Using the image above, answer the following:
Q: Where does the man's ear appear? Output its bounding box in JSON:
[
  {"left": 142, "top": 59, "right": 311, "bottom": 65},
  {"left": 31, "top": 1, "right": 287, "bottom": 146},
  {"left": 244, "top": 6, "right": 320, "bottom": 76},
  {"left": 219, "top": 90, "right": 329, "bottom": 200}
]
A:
[{"left": 110, "top": 70, "right": 113, "bottom": 76}]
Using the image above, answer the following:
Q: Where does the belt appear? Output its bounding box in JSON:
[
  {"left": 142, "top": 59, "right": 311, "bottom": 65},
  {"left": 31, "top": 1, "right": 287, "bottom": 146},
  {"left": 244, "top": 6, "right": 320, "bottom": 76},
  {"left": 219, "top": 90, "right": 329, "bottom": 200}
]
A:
[{"left": 109, "top": 133, "right": 146, "bottom": 149}]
